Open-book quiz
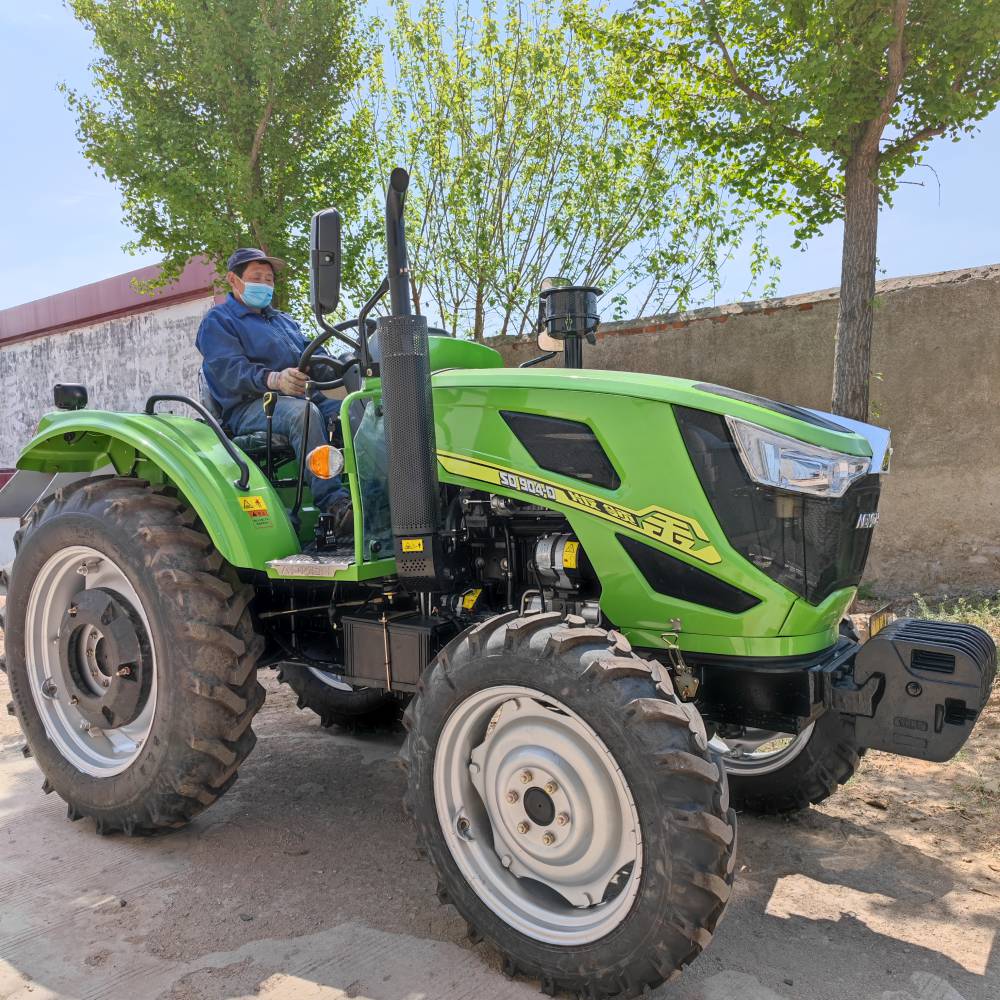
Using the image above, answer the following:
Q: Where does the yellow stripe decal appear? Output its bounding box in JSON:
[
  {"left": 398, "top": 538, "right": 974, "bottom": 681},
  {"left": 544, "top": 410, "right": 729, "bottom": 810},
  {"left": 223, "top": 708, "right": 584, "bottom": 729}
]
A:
[{"left": 437, "top": 450, "right": 721, "bottom": 565}]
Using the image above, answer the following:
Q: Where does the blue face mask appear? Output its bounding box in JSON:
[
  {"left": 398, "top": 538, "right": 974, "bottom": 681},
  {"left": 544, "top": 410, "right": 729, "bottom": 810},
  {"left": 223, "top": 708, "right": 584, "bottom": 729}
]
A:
[{"left": 241, "top": 281, "right": 274, "bottom": 309}]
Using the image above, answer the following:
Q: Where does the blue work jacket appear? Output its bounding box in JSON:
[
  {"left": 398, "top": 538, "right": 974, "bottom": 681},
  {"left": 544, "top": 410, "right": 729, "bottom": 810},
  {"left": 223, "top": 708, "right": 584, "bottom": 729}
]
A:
[{"left": 196, "top": 294, "right": 329, "bottom": 425}]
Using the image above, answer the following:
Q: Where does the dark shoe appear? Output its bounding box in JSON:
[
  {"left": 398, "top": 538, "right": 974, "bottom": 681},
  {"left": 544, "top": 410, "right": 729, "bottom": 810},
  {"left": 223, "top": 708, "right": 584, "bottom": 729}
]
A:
[{"left": 326, "top": 496, "right": 354, "bottom": 537}]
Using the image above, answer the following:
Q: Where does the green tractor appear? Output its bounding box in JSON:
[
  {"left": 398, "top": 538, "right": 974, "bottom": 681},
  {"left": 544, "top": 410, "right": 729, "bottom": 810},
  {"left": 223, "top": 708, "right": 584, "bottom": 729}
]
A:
[{"left": 2, "top": 169, "right": 994, "bottom": 997}]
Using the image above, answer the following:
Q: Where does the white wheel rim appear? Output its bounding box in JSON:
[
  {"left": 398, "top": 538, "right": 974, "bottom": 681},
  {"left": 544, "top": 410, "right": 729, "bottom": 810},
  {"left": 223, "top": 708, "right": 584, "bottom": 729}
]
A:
[
  {"left": 711, "top": 722, "right": 815, "bottom": 777},
  {"left": 24, "top": 545, "right": 157, "bottom": 776},
  {"left": 305, "top": 666, "right": 354, "bottom": 692},
  {"left": 433, "top": 685, "right": 642, "bottom": 945}
]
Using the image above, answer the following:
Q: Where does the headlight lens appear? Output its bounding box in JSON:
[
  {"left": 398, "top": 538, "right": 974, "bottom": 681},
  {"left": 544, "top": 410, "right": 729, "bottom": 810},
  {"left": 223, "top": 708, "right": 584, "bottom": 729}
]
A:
[{"left": 725, "top": 416, "right": 870, "bottom": 498}]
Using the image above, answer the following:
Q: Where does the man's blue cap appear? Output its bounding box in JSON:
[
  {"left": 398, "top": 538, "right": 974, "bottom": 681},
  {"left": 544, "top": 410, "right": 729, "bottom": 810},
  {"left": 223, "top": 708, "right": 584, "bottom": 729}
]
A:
[{"left": 226, "top": 247, "right": 287, "bottom": 273}]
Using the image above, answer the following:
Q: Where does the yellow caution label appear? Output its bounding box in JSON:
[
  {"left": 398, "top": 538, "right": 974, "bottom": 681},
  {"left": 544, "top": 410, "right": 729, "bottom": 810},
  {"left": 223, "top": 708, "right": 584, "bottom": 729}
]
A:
[
  {"left": 562, "top": 540, "right": 580, "bottom": 569},
  {"left": 461, "top": 588, "right": 482, "bottom": 611},
  {"left": 436, "top": 451, "right": 721, "bottom": 565},
  {"left": 238, "top": 495, "right": 271, "bottom": 528},
  {"left": 402, "top": 538, "right": 425, "bottom": 553}
]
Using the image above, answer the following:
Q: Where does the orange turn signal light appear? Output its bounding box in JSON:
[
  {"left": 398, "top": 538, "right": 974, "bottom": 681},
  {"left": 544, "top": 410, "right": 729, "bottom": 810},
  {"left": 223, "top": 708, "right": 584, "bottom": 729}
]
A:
[{"left": 305, "top": 445, "right": 344, "bottom": 480}]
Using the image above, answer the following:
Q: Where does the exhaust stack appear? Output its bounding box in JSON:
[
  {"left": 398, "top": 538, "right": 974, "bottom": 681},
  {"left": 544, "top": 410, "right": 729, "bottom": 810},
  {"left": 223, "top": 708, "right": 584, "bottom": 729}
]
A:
[{"left": 377, "top": 168, "right": 445, "bottom": 588}]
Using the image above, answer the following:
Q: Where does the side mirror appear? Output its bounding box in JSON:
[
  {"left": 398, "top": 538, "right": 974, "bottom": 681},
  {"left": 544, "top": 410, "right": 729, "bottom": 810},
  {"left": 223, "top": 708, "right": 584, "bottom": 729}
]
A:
[{"left": 309, "top": 208, "right": 341, "bottom": 318}]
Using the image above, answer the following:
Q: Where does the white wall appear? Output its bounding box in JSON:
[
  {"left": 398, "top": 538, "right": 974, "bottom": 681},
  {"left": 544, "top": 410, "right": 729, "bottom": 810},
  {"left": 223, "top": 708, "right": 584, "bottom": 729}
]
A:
[{"left": 0, "top": 296, "right": 213, "bottom": 467}]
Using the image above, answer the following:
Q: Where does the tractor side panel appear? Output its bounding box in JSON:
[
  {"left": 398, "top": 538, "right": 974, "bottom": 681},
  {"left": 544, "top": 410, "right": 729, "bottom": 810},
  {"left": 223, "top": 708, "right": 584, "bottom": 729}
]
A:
[
  {"left": 433, "top": 382, "right": 840, "bottom": 654},
  {"left": 16, "top": 410, "right": 300, "bottom": 569}
]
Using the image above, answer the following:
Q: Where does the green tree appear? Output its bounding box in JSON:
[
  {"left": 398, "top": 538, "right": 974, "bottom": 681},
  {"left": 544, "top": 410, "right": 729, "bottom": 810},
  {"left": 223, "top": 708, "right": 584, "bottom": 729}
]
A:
[
  {"left": 64, "top": 0, "right": 378, "bottom": 308},
  {"left": 605, "top": 1, "right": 1000, "bottom": 418},
  {"left": 371, "top": 0, "right": 773, "bottom": 341}
]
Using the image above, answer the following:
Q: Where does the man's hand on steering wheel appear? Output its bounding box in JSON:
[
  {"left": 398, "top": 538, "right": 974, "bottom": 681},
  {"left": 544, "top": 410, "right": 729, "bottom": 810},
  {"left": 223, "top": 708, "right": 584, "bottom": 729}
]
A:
[{"left": 269, "top": 367, "right": 310, "bottom": 396}]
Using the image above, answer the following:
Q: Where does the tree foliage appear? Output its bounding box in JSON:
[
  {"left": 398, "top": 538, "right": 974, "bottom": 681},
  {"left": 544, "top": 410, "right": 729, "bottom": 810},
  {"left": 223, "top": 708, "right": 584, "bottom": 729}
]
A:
[
  {"left": 372, "top": 0, "right": 773, "bottom": 340},
  {"left": 604, "top": 0, "right": 1000, "bottom": 417},
  {"left": 64, "top": 0, "right": 378, "bottom": 307}
]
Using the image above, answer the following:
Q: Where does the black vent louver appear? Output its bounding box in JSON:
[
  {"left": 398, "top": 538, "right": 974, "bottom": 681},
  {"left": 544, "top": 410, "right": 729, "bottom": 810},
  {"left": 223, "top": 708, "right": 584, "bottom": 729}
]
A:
[
  {"left": 501, "top": 411, "right": 620, "bottom": 490},
  {"left": 617, "top": 533, "right": 760, "bottom": 614}
]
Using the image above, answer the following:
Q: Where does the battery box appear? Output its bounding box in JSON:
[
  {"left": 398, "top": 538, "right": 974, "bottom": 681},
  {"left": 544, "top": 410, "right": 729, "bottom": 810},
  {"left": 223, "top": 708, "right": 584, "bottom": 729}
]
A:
[{"left": 342, "top": 612, "right": 458, "bottom": 692}]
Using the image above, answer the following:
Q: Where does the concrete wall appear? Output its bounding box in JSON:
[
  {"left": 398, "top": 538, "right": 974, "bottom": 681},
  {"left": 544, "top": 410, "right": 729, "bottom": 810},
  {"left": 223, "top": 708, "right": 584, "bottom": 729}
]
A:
[
  {"left": 0, "top": 296, "right": 211, "bottom": 467},
  {"left": 489, "top": 265, "right": 1000, "bottom": 595}
]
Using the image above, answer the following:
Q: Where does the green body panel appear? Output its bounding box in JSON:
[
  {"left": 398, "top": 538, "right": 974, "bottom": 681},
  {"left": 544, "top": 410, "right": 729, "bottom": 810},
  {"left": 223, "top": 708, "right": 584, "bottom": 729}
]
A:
[
  {"left": 432, "top": 368, "right": 871, "bottom": 456},
  {"left": 430, "top": 367, "right": 871, "bottom": 655},
  {"left": 427, "top": 336, "right": 503, "bottom": 371},
  {"left": 17, "top": 410, "right": 300, "bottom": 568}
]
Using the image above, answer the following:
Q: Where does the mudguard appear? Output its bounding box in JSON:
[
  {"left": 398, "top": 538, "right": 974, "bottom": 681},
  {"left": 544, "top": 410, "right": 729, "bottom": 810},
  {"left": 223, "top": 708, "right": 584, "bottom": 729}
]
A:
[{"left": 16, "top": 409, "right": 299, "bottom": 569}]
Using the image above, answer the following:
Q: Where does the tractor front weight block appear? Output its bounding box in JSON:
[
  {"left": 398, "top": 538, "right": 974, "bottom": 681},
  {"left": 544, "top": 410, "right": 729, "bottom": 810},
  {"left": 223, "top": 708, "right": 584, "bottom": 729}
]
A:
[{"left": 844, "top": 618, "right": 996, "bottom": 762}]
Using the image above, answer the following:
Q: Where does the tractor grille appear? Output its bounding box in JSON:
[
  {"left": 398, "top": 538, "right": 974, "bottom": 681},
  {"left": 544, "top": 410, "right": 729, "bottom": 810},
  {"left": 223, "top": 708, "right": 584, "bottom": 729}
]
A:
[{"left": 675, "top": 406, "right": 881, "bottom": 606}]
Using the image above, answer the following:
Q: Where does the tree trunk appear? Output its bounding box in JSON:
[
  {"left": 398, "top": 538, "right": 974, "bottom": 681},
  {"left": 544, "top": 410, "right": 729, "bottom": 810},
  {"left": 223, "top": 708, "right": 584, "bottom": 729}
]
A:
[
  {"left": 473, "top": 283, "right": 485, "bottom": 342},
  {"left": 831, "top": 150, "right": 880, "bottom": 420}
]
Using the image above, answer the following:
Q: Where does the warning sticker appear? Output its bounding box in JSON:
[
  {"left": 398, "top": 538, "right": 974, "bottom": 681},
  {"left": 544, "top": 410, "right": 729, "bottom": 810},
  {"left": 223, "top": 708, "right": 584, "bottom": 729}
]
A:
[
  {"left": 402, "top": 538, "right": 425, "bottom": 553},
  {"left": 562, "top": 540, "right": 580, "bottom": 569},
  {"left": 239, "top": 495, "right": 271, "bottom": 528},
  {"left": 461, "top": 588, "right": 482, "bottom": 611}
]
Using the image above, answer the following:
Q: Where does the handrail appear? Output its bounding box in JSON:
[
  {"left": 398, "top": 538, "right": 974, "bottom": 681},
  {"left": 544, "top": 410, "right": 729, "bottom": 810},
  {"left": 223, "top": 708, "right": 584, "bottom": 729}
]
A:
[{"left": 144, "top": 394, "right": 251, "bottom": 490}]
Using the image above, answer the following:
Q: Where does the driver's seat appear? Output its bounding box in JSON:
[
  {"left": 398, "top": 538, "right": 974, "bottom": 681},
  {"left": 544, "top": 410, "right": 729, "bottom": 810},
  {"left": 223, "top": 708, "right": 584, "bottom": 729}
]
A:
[{"left": 197, "top": 371, "right": 294, "bottom": 463}]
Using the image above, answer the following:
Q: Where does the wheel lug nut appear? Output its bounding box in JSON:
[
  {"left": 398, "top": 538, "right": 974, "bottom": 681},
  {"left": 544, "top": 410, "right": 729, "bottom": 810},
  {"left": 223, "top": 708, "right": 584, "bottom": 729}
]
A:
[
  {"left": 556, "top": 813, "right": 569, "bottom": 826},
  {"left": 506, "top": 791, "right": 519, "bottom": 804},
  {"left": 542, "top": 832, "right": 555, "bottom": 846},
  {"left": 516, "top": 821, "right": 530, "bottom": 834},
  {"left": 519, "top": 771, "right": 533, "bottom": 784},
  {"left": 544, "top": 781, "right": 557, "bottom": 795}
]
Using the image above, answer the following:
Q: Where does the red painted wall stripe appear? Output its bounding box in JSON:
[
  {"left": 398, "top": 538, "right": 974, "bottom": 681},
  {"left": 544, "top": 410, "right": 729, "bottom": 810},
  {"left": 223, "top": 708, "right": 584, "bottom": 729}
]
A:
[{"left": 0, "top": 258, "right": 220, "bottom": 347}]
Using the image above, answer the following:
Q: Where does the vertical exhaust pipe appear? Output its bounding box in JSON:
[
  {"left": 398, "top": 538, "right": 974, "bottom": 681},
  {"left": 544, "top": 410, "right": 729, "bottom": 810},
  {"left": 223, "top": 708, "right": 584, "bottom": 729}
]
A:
[{"left": 377, "top": 168, "right": 445, "bottom": 589}]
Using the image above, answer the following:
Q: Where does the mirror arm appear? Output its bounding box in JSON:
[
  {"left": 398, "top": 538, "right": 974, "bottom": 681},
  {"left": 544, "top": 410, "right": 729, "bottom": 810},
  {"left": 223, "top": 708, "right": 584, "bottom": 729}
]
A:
[
  {"left": 357, "top": 276, "right": 390, "bottom": 373},
  {"left": 519, "top": 351, "right": 557, "bottom": 369}
]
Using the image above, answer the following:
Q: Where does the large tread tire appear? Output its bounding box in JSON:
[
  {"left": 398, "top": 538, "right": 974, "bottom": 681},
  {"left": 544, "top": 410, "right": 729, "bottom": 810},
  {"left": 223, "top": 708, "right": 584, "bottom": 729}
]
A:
[
  {"left": 725, "top": 710, "right": 863, "bottom": 816},
  {"left": 5, "top": 476, "right": 265, "bottom": 834},
  {"left": 401, "top": 611, "right": 736, "bottom": 998},
  {"left": 276, "top": 662, "right": 400, "bottom": 731}
]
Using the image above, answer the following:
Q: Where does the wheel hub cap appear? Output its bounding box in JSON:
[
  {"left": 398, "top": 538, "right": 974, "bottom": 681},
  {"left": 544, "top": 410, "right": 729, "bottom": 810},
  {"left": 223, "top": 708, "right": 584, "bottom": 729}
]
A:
[
  {"left": 24, "top": 546, "right": 158, "bottom": 776},
  {"left": 56, "top": 588, "right": 150, "bottom": 729},
  {"left": 434, "top": 685, "right": 643, "bottom": 945}
]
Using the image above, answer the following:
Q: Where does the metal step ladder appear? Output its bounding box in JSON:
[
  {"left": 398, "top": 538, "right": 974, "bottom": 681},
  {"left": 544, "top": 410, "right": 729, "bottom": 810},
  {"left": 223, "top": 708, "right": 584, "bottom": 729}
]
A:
[{"left": 266, "top": 551, "right": 354, "bottom": 579}]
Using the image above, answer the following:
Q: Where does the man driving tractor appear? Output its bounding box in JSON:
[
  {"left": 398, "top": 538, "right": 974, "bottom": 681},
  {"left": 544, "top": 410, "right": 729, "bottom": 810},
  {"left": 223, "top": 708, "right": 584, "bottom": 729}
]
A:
[{"left": 196, "top": 248, "right": 353, "bottom": 530}]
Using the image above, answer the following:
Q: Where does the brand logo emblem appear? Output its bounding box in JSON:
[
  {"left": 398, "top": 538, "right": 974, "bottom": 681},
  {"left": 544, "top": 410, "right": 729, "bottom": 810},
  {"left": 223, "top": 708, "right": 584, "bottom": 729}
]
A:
[{"left": 856, "top": 511, "right": 879, "bottom": 530}]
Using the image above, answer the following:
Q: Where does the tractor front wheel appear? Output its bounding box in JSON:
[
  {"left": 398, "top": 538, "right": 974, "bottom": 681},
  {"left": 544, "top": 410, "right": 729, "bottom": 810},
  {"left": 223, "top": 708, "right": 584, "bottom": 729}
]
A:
[
  {"left": 402, "top": 612, "right": 736, "bottom": 997},
  {"left": 5, "top": 476, "right": 265, "bottom": 834},
  {"left": 713, "top": 710, "right": 863, "bottom": 815}
]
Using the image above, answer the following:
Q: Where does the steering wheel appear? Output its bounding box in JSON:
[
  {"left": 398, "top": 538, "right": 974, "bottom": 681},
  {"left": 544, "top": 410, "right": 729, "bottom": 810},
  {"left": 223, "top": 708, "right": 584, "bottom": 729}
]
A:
[{"left": 297, "top": 317, "right": 377, "bottom": 389}]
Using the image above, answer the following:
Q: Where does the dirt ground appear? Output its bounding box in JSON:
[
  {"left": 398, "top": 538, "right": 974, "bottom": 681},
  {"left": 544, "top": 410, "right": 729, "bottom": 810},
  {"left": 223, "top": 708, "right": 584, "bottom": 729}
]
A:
[{"left": 1, "top": 653, "right": 997, "bottom": 1000}]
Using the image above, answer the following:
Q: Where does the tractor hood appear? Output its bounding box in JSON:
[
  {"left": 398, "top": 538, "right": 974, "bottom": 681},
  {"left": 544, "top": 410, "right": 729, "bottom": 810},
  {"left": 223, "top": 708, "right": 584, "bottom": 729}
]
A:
[{"left": 433, "top": 366, "right": 888, "bottom": 464}]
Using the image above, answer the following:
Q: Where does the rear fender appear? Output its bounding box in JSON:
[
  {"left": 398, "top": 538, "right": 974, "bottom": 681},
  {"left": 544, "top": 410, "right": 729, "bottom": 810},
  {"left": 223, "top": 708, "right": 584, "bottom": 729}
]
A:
[{"left": 16, "top": 410, "right": 300, "bottom": 568}]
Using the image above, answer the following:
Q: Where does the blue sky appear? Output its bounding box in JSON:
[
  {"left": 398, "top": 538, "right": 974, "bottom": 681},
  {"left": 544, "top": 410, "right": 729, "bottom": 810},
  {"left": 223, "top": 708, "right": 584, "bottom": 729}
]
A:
[{"left": 1, "top": 1, "right": 998, "bottom": 311}]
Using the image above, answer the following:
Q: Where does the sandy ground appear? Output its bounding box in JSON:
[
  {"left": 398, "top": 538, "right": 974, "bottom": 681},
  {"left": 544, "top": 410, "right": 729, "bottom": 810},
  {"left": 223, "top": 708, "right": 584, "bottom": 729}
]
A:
[{"left": 1, "top": 660, "right": 997, "bottom": 1000}]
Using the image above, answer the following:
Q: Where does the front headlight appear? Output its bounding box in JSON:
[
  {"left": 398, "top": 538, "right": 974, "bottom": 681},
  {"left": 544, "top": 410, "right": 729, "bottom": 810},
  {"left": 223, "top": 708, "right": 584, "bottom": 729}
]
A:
[{"left": 725, "top": 416, "right": 870, "bottom": 498}]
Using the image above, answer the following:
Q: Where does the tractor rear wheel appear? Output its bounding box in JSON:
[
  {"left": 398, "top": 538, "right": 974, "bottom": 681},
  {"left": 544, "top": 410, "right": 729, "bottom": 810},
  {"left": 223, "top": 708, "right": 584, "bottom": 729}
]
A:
[
  {"left": 5, "top": 476, "right": 265, "bottom": 834},
  {"left": 402, "top": 612, "right": 736, "bottom": 998},
  {"left": 277, "top": 662, "right": 400, "bottom": 730}
]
